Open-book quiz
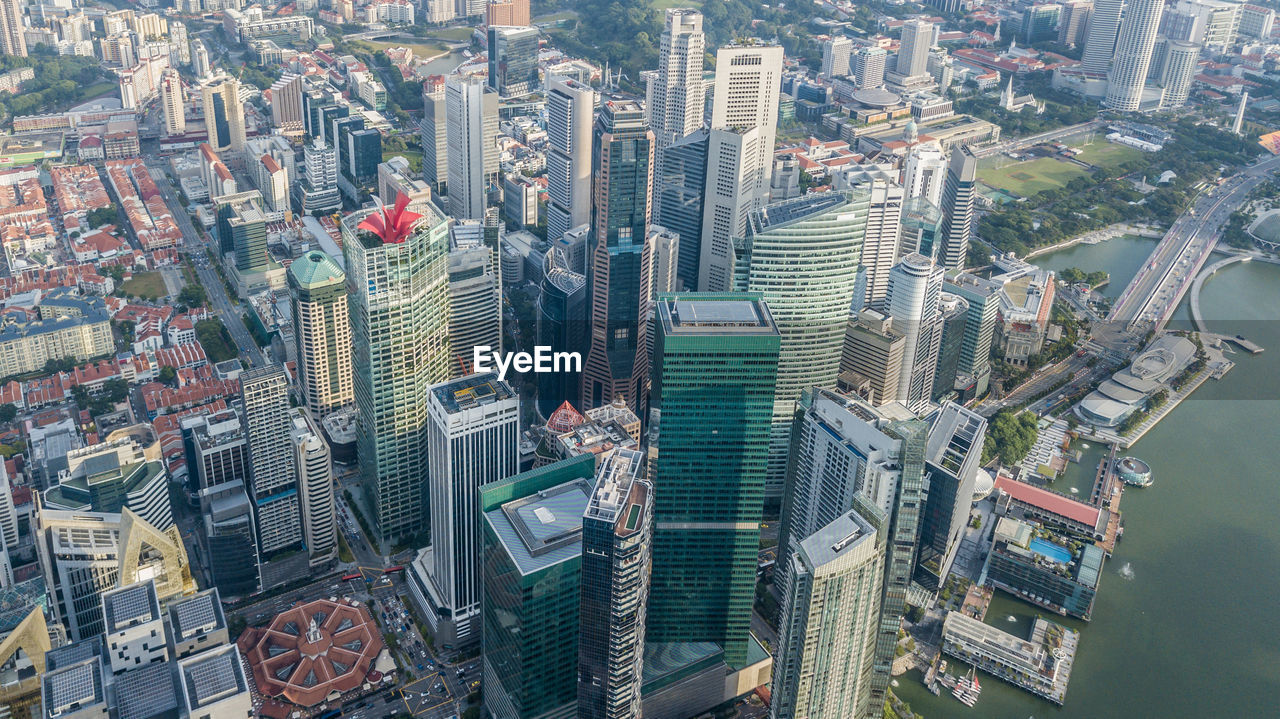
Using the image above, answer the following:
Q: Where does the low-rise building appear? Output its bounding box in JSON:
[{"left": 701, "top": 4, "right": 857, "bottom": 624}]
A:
[{"left": 985, "top": 516, "right": 1104, "bottom": 620}]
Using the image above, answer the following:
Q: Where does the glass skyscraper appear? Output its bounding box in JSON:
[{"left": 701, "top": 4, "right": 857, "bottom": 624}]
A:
[
  {"left": 344, "top": 195, "right": 452, "bottom": 545},
  {"left": 581, "top": 101, "right": 655, "bottom": 412},
  {"left": 647, "top": 294, "right": 780, "bottom": 667},
  {"left": 734, "top": 190, "right": 870, "bottom": 504}
]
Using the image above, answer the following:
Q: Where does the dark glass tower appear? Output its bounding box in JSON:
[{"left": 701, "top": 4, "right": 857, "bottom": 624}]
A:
[
  {"left": 647, "top": 293, "right": 780, "bottom": 666},
  {"left": 656, "top": 129, "right": 708, "bottom": 291},
  {"left": 581, "top": 101, "right": 654, "bottom": 412},
  {"left": 537, "top": 248, "right": 587, "bottom": 417}
]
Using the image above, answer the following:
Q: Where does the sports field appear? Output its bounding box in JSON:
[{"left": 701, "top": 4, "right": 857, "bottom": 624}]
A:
[
  {"left": 978, "top": 157, "right": 1089, "bottom": 196},
  {"left": 1072, "top": 138, "right": 1147, "bottom": 170}
]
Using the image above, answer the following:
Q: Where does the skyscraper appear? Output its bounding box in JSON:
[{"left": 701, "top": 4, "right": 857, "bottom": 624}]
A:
[
  {"left": 657, "top": 129, "right": 708, "bottom": 291},
  {"left": 446, "top": 75, "right": 499, "bottom": 220},
  {"left": 537, "top": 248, "right": 588, "bottom": 416},
  {"left": 290, "top": 408, "right": 337, "bottom": 568},
  {"left": 545, "top": 76, "right": 595, "bottom": 242},
  {"left": 851, "top": 174, "right": 905, "bottom": 309},
  {"left": 288, "top": 251, "right": 352, "bottom": 414},
  {"left": 424, "top": 374, "right": 518, "bottom": 646},
  {"left": 421, "top": 76, "right": 448, "bottom": 194},
  {"left": 448, "top": 228, "right": 502, "bottom": 376},
  {"left": 772, "top": 506, "right": 885, "bottom": 719},
  {"left": 481, "top": 455, "right": 595, "bottom": 719},
  {"left": 821, "top": 35, "right": 854, "bottom": 79},
  {"left": 885, "top": 253, "right": 945, "bottom": 414},
  {"left": 944, "top": 272, "right": 999, "bottom": 400},
  {"left": 487, "top": 25, "right": 540, "bottom": 98},
  {"left": 648, "top": 9, "right": 705, "bottom": 196},
  {"left": 914, "top": 402, "right": 986, "bottom": 590},
  {"left": 298, "top": 138, "right": 341, "bottom": 214},
  {"left": 240, "top": 365, "right": 301, "bottom": 558},
  {"left": 735, "top": 190, "right": 870, "bottom": 501},
  {"left": 852, "top": 46, "right": 888, "bottom": 89},
  {"left": 698, "top": 125, "right": 762, "bottom": 292},
  {"left": 1159, "top": 39, "right": 1199, "bottom": 108},
  {"left": 160, "top": 68, "right": 185, "bottom": 136},
  {"left": 1059, "top": 0, "right": 1094, "bottom": 46},
  {"left": 938, "top": 147, "right": 977, "bottom": 271},
  {"left": 896, "top": 20, "right": 935, "bottom": 77},
  {"left": 1081, "top": 0, "right": 1125, "bottom": 74},
  {"left": 578, "top": 448, "right": 653, "bottom": 719},
  {"left": 0, "top": 0, "right": 26, "bottom": 58},
  {"left": 345, "top": 194, "right": 452, "bottom": 544},
  {"left": 1106, "top": 0, "right": 1167, "bottom": 111},
  {"left": 647, "top": 294, "right": 780, "bottom": 666},
  {"left": 703, "top": 41, "right": 783, "bottom": 290},
  {"left": 840, "top": 310, "right": 907, "bottom": 406},
  {"left": 903, "top": 144, "right": 947, "bottom": 208},
  {"left": 932, "top": 293, "right": 969, "bottom": 402},
  {"left": 581, "top": 101, "right": 655, "bottom": 412},
  {"left": 269, "top": 73, "right": 304, "bottom": 133},
  {"left": 200, "top": 75, "right": 246, "bottom": 153}
]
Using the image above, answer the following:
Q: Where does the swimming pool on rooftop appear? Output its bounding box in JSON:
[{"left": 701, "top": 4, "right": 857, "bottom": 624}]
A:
[{"left": 1029, "top": 537, "right": 1074, "bottom": 564}]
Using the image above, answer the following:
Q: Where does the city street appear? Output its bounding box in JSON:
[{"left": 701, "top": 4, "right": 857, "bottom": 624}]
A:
[{"left": 145, "top": 162, "right": 266, "bottom": 368}]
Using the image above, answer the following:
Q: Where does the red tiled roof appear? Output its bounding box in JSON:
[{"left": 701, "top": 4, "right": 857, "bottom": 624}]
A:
[{"left": 995, "top": 475, "right": 1100, "bottom": 527}]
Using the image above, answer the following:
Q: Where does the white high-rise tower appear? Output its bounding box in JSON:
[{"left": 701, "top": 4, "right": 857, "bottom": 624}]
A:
[
  {"left": 1106, "top": 0, "right": 1167, "bottom": 111},
  {"left": 1080, "top": 0, "right": 1125, "bottom": 75},
  {"left": 545, "top": 76, "right": 595, "bottom": 241},
  {"left": 885, "top": 253, "right": 944, "bottom": 414},
  {"left": 648, "top": 8, "right": 706, "bottom": 202}
]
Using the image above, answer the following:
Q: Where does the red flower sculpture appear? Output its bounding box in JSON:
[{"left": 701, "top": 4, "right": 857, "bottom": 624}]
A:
[{"left": 356, "top": 192, "right": 422, "bottom": 244}]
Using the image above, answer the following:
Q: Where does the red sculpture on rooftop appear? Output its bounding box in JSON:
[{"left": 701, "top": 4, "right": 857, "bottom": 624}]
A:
[{"left": 356, "top": 191, "right": 421, "bottom": 244}]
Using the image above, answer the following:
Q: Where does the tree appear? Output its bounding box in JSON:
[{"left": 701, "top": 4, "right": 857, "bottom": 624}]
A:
[
  {"left": 0, "top": 404, "right": 16, "bottom": 423},
  {"left": 85, "top": 207, "right": 117, "bottom": 229},
  {"left": 177, "top": 284, "right": 207, "bottom": 308},
  {"left": 159, "top": 366, "right": 177, "bottom": 386},
  {"left": 982, "top": 408, "right": 1040, "bottom": 465}
]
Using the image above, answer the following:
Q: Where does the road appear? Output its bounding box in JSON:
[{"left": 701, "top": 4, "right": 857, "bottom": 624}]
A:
[
  {"left": 146, "top": 162, "right": 266, "bottom": 368},
  {"left": 1109, "top": 153, "right": 1280, "bottom": 332}
]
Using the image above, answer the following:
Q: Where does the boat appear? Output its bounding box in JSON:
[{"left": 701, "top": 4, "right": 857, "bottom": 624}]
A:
[{"left": 952, "top": 667, "right": 982, "bottom": 707}]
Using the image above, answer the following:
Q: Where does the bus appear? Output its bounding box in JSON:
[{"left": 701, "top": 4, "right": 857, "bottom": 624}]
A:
[
  {"left": 384, "top": 566, "right": 405, "bottom": 575},
  {"left": 342, "top": 573, "right": 363, "bottom": 582}
]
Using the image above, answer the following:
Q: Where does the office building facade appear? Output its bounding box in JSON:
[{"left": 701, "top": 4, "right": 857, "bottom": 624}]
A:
[
  {"left": 241, "top": 365, "right": 302, "bottom": 558},
  {"left": 1106, "top": 0, "right": 1166, "bottom": 111},
  {"left": 446, "top": 75, "right": 499, "bottom": 220},
  {"left": 488, "top": 25, "right": 540, "bottom": 97},
  {"left": 545, "top": 76, "right": 595, "bottom": 242},
  {"left": 288, "top": 251, "right": 353, "bottom": 414},
  {"left": 647, "top": 8, "right": 706, "bottom": 201},
  {"left": 938, "top": 147, "right": 977, "bottom": 271},
  {"left": 344, "top": 195, "right": 453, "bottom": 544},
  {"left": 647, "top": 295, "right": 779, "bottom": 666}
]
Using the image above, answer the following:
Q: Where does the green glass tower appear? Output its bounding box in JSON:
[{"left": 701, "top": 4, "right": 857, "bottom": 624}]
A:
[
  {"left": 734, "top": 190, "right": 870, "bottom": 505},
  {"left": 480, "top": 454, "right": 595, "bottom": 719},
  {"left": 344, "top": 195, "right": 452, "bottom": 545},
  {"left": 647, "top": 293, "right": 780, "bottom": 666}
]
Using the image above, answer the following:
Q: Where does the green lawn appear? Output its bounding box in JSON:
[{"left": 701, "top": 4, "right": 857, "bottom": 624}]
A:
[
  {"left": 423, "top": 27, "right": 476, "bottom": 42},
  {"left": 383, "top": 149, "right": 422, "bottom": 174},
  {"left": 532, "top": 10, "right": 579, "bottom": 23},
  {"left": 652, "top": 0, "right": 702, "bottom": 9},
  {"left": 118, "top": 272, "right": 168, "bottom": 300},
  {"left": 353, "top": 39, "right": 448, "bottom": 57},
  {"left": 978, "top": 157, "right": 1089, "bottom": 197},
  {"left": 1072, "top": 139, "right": 1146, "bottom": 170}
]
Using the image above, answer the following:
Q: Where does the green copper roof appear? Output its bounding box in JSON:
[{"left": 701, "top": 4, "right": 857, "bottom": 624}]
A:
[{"left": 288, "top": 250, "right": 345, "bottom": 288}]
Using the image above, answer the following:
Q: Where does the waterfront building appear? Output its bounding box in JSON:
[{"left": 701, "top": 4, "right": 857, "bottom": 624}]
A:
[
  {"left": 940, "top": 612, "right": 1078, "bottom": 704},
  {"left": 772, "top": 506, "right": 885, "bottom": 719},
  {"left": 1105, "top": 0, "right": 1166, "bottom": 111},
  {"left": 344, "top": 194, "right": 452, "bottom": 544},
  {"left": 885, "top": 253, "right": 944, "bottom": 414},
  {"left": 993, "top": 475, "right": 1112, "bottom": 539},
  {"left": 424, "top": 374, "right": 519, "bottom": 647},
  {"left": 735, "top": 190, "right": 869, "bottom": 501},
  {"left": 288, "top": 250, "right": 353, "bottom": 414},
  {"left": 578, "top": 448, "right": 653, "bottom": 719},
  {"left": 446, "top": 75, "right": 499, "bottom": 220},
  {"left": 545, "top": 76, "right": 595, "bottom": 242},
  {"left": 581, "top": 101, "right": 654, "bottom": 412},
  {"left": 986, "top": 517, "right": 1104, "bottom": 620},
  {"left": 938, "top": 147, "right": 977, "bottom": 271},
  {"left": 481, "top": 455, "right": 595, "bottom": 719},
  {"left": 647, "top": 8, "right": 705, "bottom": 207},
  {"left": 914, "top": 403, "right": 986, "bottom": 590},
  {"left": 488, "top": 25, "right": 539, "bottom": 98},
  {"left": 647, "top": 294, "right": 779, "bottom": 667},
  {"left": 241, "top": 365, "right": 302, "bottom": 559},
  {"left": 290, "top": 409, "right": 337, "bottom": 568}
]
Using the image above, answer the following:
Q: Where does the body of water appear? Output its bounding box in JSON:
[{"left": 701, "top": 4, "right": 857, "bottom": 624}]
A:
[
  {"left": 895, "top": 244, "right": 1280, "bottom": 717},
  {"left": 1029, "top": 234, "right": 1156, "bottom": 299}
]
